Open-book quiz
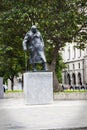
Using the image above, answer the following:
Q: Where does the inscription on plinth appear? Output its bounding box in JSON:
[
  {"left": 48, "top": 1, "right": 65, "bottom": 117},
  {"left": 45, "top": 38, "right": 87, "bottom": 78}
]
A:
[{"left": 23, "top": 72, "right": 53, "bottom": 105}]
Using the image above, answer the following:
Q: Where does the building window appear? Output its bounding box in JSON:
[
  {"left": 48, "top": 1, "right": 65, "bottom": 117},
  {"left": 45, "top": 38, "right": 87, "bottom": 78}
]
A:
[
  {"left": 78, "top": 63, "right": 80, "bottom": 69},
  {"left": 67, "top": 47, "right": 70, "bottom": 60},
  {"left": 80, "top": 49, "right": 81, "bottom": 57},
  {"left": 73, "top": 46, "right": 76, "bottom": 59},
  {"left": 67, "top": 73, "right": 71, "bottom": 85},
  {"left": 78, "top": 73, "right": 82, "bottom": 85},
  {"left": 68, "top": 65, "right": 69, "bottom": 70},
  {"left": 78, "top": 49, "right": 81, "bottom": 58},
  {"left": 64, "top": 72, "right": 66, "bottom": 84},
  {"left": 73, "top": 64, "right": 75, "bottom": 70},
  {"left": 72, "top": 73, "right": 76, "bottom": 85}
]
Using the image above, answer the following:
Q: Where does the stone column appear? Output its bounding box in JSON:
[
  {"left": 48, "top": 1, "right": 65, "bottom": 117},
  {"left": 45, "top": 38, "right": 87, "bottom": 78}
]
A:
[
  {"left": 0, "top": 77, "right": 4, "bottom": 99},
  {"left": 83, "top": 56, "right": 87, "bottom": 84}
]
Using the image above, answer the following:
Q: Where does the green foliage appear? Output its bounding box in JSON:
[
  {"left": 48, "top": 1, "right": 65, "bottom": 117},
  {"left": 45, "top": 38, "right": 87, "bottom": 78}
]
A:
[
  {"left": 56, "top": 53, "right": 66, "bottom": 83},
  {"left": 0, "top": 0, "right": 87, "bottom": 84},
  {"left": 6, "top": 90, "right": 23, "bottom": 93}
]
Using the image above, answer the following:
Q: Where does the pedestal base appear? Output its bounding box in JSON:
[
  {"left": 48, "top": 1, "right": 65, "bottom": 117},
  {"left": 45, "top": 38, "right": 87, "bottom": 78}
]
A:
[
  {"left": 0, "top": 77, "right": 4, "bottom": 99},
  {"left": 23, "top": 72, "right": 53, "bottom": 105}
]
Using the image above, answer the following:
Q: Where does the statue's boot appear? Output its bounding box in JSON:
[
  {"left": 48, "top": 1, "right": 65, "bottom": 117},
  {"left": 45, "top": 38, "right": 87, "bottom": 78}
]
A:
[
  {"left": 43, "top": 62, "right": 48, "bottom": 71},
  {"left": 33, "top": 63, "right": 37, "bottom": 72}
]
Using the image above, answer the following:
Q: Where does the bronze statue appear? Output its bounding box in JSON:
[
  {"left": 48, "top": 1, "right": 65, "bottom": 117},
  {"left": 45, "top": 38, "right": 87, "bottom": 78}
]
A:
[{"left": 23, "top": 25, "right": 48, "bottom": 71}]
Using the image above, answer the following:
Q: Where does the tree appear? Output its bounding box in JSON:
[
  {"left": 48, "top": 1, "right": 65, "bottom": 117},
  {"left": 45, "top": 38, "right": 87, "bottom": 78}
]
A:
[
  {"left": 0, "top": 44, "right": 25, "bottom": 90},
  {"left": 0, "top": 0, "right": 87, "bottom": 91},
  {"left": 0, "top": 1, "right": 26, "bottom": 89}
]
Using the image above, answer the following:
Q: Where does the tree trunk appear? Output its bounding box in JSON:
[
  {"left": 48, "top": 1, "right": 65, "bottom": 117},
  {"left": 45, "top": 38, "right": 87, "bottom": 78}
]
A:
[
  {"left": 48, "top": 64, "right": 62, "bottom": 92},
  {"left": 48, "top": 41, "right": 63, "bottom": 91},
  {"left": 10, "top": 76, "right": 14, "bottom": 91}
]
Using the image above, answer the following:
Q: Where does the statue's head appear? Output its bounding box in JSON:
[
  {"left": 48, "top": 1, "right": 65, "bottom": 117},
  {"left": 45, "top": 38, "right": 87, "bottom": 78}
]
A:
[{"left": 31, "top": 25, "right": 37, "bottom": 33}]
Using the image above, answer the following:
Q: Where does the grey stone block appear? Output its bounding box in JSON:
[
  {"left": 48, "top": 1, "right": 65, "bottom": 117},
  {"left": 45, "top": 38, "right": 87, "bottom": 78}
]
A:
[
  {"left": 0, "top": 77, "right": 4, "bottom": 99},
  {"left": 23, "top": 72, "right": 53, "bottom": 105}
]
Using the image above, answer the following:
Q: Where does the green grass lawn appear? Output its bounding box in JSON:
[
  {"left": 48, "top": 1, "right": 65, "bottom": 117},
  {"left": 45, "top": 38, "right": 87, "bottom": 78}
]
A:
[
  {"left": 63, "top": 89, "right": 87, "bottom": 93},
  {"left": 5, "top": 90, "right": 23, "bottom": 93},
  {"left": 6, "top": 89, "right": 87, "bottom": 93}
]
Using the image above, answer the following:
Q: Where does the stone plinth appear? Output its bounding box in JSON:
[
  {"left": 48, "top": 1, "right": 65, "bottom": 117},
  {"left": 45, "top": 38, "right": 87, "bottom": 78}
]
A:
[
  {"left": 0, "top": 77, "right": 4, "bottom": 99},
  {"left": 23, "top": 72, "right": 53, "bottom": 105}
]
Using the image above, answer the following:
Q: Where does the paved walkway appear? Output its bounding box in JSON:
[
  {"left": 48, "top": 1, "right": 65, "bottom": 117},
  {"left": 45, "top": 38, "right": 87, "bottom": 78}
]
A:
[{"left": 0, "top": 97, "right": 87, "bottom": 130}]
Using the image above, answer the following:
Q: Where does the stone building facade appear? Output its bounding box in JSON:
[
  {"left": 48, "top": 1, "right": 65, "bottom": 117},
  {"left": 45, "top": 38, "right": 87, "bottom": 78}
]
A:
[{"left": 62, "top": 43, "right": 87, "bottom": 87}]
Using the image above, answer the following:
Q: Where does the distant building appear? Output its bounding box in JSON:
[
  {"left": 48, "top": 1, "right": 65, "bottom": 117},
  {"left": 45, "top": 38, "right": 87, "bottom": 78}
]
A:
[{"left": 62, "top": 42, "right": 87, "bottom": 87}]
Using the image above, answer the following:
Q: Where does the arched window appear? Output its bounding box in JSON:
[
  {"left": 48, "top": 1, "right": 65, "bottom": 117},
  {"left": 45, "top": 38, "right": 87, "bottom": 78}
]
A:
[
  {"left": 72, "top": 73, "right": 76, "bottom": 85},
  {"left": 67, "top": 73, "right": 71, "bottom": 85},
  {"left": 78, "top": 73, "right": 82, "bottom": 85}
]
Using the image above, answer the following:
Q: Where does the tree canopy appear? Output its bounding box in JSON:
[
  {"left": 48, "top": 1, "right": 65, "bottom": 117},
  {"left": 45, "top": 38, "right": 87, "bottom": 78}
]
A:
[{"left": 0, "top": 0, "right": 87, "bottom": 90}]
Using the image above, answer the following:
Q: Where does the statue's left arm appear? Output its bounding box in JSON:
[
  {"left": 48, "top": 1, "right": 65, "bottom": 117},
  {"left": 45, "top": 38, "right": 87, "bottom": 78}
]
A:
[{"left": 23, "top": 33, "right": 30, "bottom": 51}]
